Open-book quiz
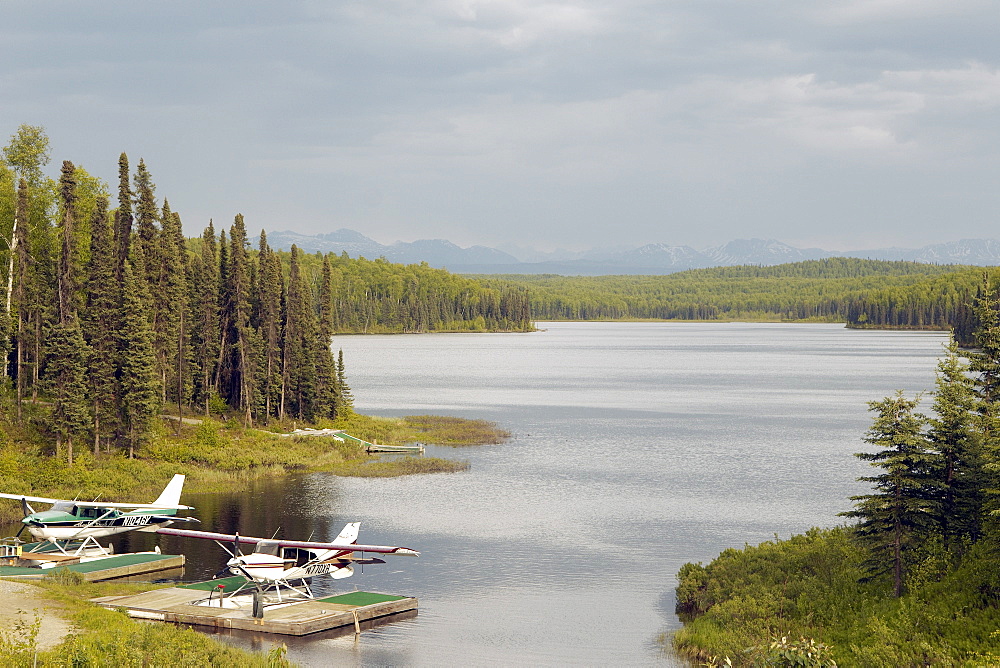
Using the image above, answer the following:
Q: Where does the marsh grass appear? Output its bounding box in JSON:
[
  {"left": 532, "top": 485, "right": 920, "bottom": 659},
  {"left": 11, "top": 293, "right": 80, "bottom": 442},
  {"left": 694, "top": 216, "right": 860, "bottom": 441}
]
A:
[{"left": 397, "top": 415, "right": 510, "bottom": 445}]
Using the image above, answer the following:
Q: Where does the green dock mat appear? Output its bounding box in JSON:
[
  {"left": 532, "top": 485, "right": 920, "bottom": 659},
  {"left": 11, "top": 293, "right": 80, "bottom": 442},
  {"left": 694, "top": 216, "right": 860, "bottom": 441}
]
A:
[
  {"left": 179, "top": 576, "right": 249, "bottom": 593},
  {"left": 0, "top": 553, "right": 178, "bottom": 577},
  {"left": 319, "top": 591, "right": 406, "bottom": 606},
  {"left": 68, "top": 553, "right": 177, "bottom": 573},
  {"left": 0, "top": 565, "right": 46, "bottom": 577}
]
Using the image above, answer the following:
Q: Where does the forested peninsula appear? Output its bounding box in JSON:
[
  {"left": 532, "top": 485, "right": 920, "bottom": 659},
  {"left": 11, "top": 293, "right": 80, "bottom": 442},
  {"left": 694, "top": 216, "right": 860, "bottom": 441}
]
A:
[
  {"left": 0, "top": 125, "right": 520, "bottom": 505},
  {"left": 669, "top": 282, "right": 1000, "bottom": 665}
]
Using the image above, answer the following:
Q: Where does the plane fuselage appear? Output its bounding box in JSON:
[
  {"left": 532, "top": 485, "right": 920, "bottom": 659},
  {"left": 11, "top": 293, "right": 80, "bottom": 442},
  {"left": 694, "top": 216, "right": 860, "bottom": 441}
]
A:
[{"left": 23, "top": 504, "right": 179, "bottom": 541}]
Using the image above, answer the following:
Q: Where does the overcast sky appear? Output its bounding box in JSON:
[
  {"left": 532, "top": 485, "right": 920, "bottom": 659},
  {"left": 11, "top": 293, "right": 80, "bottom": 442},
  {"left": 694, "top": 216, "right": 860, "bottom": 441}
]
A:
[{"left": 3, "top": 1, "right": 999, "bottom": 252}]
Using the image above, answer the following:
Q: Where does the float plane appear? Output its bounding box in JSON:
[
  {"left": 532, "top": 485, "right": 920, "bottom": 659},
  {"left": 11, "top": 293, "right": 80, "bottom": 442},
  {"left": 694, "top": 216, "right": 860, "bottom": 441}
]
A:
[
  {"left": 157, "top": 523, "right": 419, "bottom": 606},
  {"left": 0, "top": 474, "right": 198, "bottom": 556}
]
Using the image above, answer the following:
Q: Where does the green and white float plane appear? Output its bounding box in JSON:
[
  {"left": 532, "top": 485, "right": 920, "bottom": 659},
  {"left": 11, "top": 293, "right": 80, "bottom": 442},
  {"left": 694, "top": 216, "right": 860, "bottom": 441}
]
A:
[{"left": 0, "top": 474, "right": 199, "bottom": 556}]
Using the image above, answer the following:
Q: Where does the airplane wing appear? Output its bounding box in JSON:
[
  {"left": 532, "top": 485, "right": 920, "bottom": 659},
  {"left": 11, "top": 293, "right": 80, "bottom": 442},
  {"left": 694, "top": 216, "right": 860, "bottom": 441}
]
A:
[
  {"left": 0, "top": 494, "right": 192, "bottom": 510},
  {"left": 70, "top": 501, "right": 194, "bottom": 510},
  {"left": 0, "top": 492, "right": 63, "bottom": 505},
  {"left": 156, "top": 527, "right": 419, "bottom": 556}
]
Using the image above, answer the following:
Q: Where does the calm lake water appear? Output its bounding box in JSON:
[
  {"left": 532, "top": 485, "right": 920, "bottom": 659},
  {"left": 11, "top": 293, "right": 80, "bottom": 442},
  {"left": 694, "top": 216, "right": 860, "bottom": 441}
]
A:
[{"left": 122, "top": 322, "right": 949, "bottom": 665}]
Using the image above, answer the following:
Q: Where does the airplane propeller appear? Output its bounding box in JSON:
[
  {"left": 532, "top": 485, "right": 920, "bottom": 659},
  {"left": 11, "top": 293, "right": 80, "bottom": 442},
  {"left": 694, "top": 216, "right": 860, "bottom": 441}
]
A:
[{"left": 20, "top": 498, "right": 35, "bottom": 516}]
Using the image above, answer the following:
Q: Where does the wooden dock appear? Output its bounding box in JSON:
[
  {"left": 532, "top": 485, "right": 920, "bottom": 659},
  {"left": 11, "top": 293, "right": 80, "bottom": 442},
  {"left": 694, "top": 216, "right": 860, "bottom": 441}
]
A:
[
  {"left": 0, "top": 552, "right": 185, "bottom": 581},
  {"left": 91, "top": 577, "right": 417, "bottom": 636}
]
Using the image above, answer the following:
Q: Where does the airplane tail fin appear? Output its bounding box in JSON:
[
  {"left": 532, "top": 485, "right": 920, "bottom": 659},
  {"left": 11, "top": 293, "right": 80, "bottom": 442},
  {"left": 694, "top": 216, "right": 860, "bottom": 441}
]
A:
[
  {"left": 152, "top": 474, "right": 186, "bottom": 508},
  {"left": 335, "top": 522, "right": 361, "bottom": 545}
]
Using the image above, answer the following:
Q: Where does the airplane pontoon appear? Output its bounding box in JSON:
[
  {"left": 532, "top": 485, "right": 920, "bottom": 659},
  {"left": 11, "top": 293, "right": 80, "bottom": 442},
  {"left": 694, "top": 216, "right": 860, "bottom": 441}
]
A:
[{"left": 157, "top": 523, "right": 419, "bottom": 613}]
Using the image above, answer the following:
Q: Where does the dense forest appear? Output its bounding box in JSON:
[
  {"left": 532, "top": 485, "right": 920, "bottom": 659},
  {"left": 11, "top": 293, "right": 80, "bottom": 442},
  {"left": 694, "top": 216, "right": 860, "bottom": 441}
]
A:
[
  {"left": 483, "top": 260, "right": 984, "bottom": 332},
  {"left": 0, "top": 125, "right": 530, "bottom": 463},
  {"left": 314, "top": 254, "right": 531, "bottom": 334},
  {"left": 672, "top": 277, "right": 1000, "bottom": 665}
]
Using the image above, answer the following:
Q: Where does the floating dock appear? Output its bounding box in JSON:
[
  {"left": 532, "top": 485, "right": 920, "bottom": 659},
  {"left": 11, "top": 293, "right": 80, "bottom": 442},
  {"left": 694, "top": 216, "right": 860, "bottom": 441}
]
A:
[
  {"left": 0, "top": 552, "right": 185, "bottom": 581},
  {"left": 91, "top": 576, "right": 417, "bottom": 636},
  {"left": 278, "top": 428, "right": 425, "bottom": 454}
]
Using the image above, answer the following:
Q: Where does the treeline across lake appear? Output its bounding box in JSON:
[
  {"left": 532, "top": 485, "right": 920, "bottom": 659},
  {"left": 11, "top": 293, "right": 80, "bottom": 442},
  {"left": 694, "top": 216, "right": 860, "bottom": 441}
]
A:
[
  {"left": 482, "top": 258, "right": 987, "bottom": 333},
  {"left": 0, "top": 125, "right": 530, "bottom": 462}
]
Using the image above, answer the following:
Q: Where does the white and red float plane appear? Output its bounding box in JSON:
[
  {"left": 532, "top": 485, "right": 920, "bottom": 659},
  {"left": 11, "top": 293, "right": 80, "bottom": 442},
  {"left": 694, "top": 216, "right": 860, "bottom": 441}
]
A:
[{"left": 157, "top": 523, "right": 419, "bottom": 605}]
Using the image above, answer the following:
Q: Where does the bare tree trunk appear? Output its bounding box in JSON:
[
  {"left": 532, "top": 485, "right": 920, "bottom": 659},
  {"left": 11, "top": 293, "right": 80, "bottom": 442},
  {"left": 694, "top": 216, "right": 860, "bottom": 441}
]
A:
[
  {"left": 15, "top": 317, "right": 22, "bottom": 422},
  {"left": 176, "top": 311, "right": 183, "bottom": 434}
]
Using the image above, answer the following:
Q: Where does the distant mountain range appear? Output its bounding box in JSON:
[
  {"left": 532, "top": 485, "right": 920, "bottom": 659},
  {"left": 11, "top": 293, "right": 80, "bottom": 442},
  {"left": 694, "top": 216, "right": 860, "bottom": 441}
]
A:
[{"left": 266, "top": 229, "right": 1000, "bottom": 276}]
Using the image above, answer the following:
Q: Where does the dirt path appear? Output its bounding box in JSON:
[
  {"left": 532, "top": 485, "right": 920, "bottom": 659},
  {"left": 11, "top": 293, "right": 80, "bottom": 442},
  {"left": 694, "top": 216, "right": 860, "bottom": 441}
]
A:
[{"left": 0, "top": 580, "right": 74, "bottom": 650}]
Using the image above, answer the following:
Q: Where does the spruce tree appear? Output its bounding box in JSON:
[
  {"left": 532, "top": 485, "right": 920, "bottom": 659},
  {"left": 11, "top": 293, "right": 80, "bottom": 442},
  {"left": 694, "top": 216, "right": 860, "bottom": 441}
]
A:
[
  {"left": 190, "top": 222, "right": 220, "bottom": 413},
  {"left": 113, "top": 153, "right": 132, "bottom": 283},
  {"left": 225, "top": 215, "right": 254, "bottom": 425},
  {"left": 56, "top": 160, "right": 77, "bottom": 324},
  {"left": 133, "top": 158, "right": 160, "bottom": 291},
  {"left": 840, "top": 392, "right": 939, "bottom": 597},
  {"left": 256, "top": 232, "right": 284, "bottom": 421},
  {"left": 336, "top": 348, "right": 353, "bottom": 415},
  {"left": 45, "top": 160, "right": 90, "bottom": 463},
  {"left": 84, "top": 196, "right": 120, "bottom": 452},
  {"left": 45, "top": 320, "right": 90, "bottom": 464},
  {"left": 927, "top": 341, "right": 983, "bottom": 547},
  {"left": 118, "top": 251, "right": 160, "bottom": 458},
  {"left": 282, "top": 245, "right": 318, "bottom": 420}
]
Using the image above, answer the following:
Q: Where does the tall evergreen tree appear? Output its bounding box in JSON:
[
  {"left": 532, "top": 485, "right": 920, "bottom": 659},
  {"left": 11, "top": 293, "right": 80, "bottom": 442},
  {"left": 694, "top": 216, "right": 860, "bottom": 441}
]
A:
[
  {"left": 214, "top": 228, "right": 230, "bottom": 397},
  {"left": 927, "top": 341, "right": 983, "bottom": 547},
  {"left": 118, "top": 250, "right": 160, "bottom": 458},
  {"left": 841, "top": 392, "right": 939, "bottom": 597},
  {"left": 113, "top": 153, "right": 132, "bottom": 283},
  {"left": 256, "top": 232, "right": 284, "bottom": 421},
  {"left": 281, "top": 245, "right": 318, "bottom": 420},
  {"left": 224, "top": 215, "right": 254, "bottom": 425},
  {"left": 84, "top": 196, "right": 120, "bottom": 453},
  {"left": 190, "top": 223, "right": 220, "bottom": 414},
  {"left": 133, "top": 158, "right": 159, "bottom": 291},
  {"left": 45, "top": 320, "right": 90, "bottom": 464},
  {"left": 336, "top": 348, "right": 353, "bottom": 415},
  {"left": 56, "top": 160, "right": 77, "bottom": 324},
  {"left": 45, "top": 159, "right": 90, "bottom": 463}
]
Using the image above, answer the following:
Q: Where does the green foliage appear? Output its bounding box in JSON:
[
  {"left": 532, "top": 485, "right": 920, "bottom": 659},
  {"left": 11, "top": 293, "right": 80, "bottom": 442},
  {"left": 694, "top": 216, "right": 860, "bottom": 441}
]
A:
[
  {"left": 750, "top": 635, "right": 837, "bottom": 667},
  {"left": 840, "top": 392, "right": 940, "bottom": 597},
  {"left": 0, "top": 125, "right": 526, "bottom": 459},
  {"left": 2, "top": 124, "right": 50, "bottom": 185},
  {"left": 318, "top": 255, "right": 532, "bottom": 333},
  {"left": 491, "top": 258, "right": 976, "bottom": 327},
  {"left": 0, "top": 613, "right": 41, "bottom": 666},
  {"left": 676, "top": 285, "right": 1000, "bottom": 664},
  {"left": 673, "top": 529, "right": 1000, "bottom": 666},
  {"left": 44, "top": 566, "right": 86, "bottom": 585}
]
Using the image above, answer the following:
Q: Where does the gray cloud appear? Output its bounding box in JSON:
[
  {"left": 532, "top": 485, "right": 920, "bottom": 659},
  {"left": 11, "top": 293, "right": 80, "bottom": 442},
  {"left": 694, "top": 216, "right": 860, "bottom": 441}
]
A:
[{"left": 2, "top": 1, "right": 998, "bottom": 250}]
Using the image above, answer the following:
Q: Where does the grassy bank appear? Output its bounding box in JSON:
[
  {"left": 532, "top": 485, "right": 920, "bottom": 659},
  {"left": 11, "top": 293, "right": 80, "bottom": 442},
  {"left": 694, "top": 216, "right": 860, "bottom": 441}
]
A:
[
  {"left": 0, "top": 410, "right": 508, "bottom": 522},
  {"left": 0, "top": 570, "right": 292, "bottom": 667},
  {"left": 670, "top": 527, "right": 1000, "bottom": 666}
]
